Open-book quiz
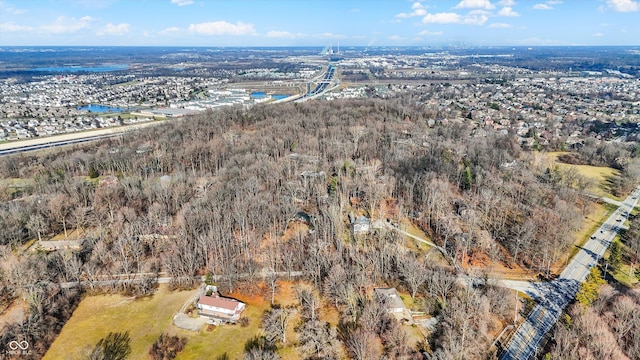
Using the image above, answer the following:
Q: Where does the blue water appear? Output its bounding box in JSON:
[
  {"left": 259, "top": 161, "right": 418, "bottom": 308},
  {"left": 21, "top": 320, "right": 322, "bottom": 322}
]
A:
[
  {"left": 250, "top": 92, "right": 289, "bottom": 100},
  {"left": 77, "top": 104, "right": 124, "bottom": 113},
  {"left": 33, "top": 64, "right": 129, "bottom": 72}
]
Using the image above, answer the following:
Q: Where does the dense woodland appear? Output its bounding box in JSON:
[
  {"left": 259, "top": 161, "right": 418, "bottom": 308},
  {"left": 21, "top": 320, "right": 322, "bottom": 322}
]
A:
[
  {"left": 1, "top": 93, "right": 640, "bottom": 358},
  {"left": 547, "top": 282, "right": 640, "bottom": 359}
]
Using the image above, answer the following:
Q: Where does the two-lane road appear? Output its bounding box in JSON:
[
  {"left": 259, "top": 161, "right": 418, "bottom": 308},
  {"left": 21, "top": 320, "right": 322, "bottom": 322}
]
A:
[{"left": 499, "top": 185, "right": 640, "bottom": 359}]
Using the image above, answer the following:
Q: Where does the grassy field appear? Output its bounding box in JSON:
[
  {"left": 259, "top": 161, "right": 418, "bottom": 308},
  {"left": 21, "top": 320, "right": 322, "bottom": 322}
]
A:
[
  {"left": 552, "top": 203, "right": 615, "bottom": 272},
  {"left": 604, "top": 237, "right": 640, "bottom": 288},
  {"left": 544, "top": 151, "right": 621, "bottom": 199},
  {"left": 45, "top": 281, "right": 311, "bottom": 360},
  {"left": 400, "top": 219, "right": 449, "bottom": 266},
  {"left": 44, "top": 285, "right": 194, "bottom": 360},
  {"left": 173, "top": 288, "right": 274, "bottom": 360}
]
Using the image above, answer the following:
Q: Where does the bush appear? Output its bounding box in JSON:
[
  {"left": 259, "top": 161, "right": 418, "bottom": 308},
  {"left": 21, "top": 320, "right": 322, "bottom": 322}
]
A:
[
  {"left": 89, "top": 331, "right": 131, "bottom": 360},
  {"left": 149, "top": 333, "right": 187, "bottom": 360},
  {"left": 238, "top": 316, "right": 250, "bottom": 327}
]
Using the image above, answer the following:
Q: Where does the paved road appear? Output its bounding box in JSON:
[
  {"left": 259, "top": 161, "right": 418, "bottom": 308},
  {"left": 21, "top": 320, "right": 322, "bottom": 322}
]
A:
[
  {"left": 0, "top": 120, "right": 170, "bottom": 156},
  {"left": 499, "top": 185, "right": 640, "bottom": 359},
  {"left": 57, "top": 270, "right": 305, "bottom": 290},
  {"left": 295, "top": 65, "right": 338, "bottom": 102}
]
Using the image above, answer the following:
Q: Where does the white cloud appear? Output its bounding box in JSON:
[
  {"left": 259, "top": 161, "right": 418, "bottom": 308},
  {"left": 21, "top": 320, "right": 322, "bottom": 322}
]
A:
[
  {"left": 159, "top": 26, "right": 180, "bottom": 34},
  {"left": 41, "top": 16, "right": 93, "bottom": 34},
  {"left": 72, "top": 0, "right": 117, "bottom": 9},
  {"left": 351, "top": 8, "right": 360, "bottom": 12},
  {"left": 421, "top": 11, "right": 487, "bottom": 25},
  {"left": 422, "top": 12, "right": 462, "bottom": 24},
  {"left": 395, "top": 2, "right": 427, "bottom": 18},
  {"left": 418, "top": 29, "right": 443, "bottom": 35},
  {"left": 188, "top": 21, "right": 256, "bottom": 36},
  {"left": 0, "top": 3, "right": 27, "bottom": 15},
  {"left": 170, "top": 0, "right": 193, "bottom": 6},
  {"left": 498, "top": 6, "right": 519, "bottom": 16},
  {"left": 498, "top": 0, "right": 515, "bottom": 5},
  {"left": 97, "top": 23, "right": 130, "bottom": 36},
  {"left": 533, "top": 3, "right": 552, "bottom": 10},
  {"left": 463, "top": 13, "right": 489, "bottom": 25},
  {"left": 489, "top": 22, "right": 511, "bottom": 28},
  {"left": 388, "top": 35, "right": 405, "bottom": 41},
  {"left": 266, "top": 30, "right": 298, "bottom": 38},
  {"left": 534, "top": 0, "right": 561, "bottom": 10},
  {"left": 317, "top": 32, "right": 347, "bottom": 39},
  {"left": 592, "top": 32, "right": 604, "bottom": 36},
  {"left": 607, "top": 0, "right": 640, "bottom": 12},
  {"left": 0, "top": 22, "right": 33, "bottom": 32},
  {"left": 455, "top": 0, "right": 495, "bottom": 9}
]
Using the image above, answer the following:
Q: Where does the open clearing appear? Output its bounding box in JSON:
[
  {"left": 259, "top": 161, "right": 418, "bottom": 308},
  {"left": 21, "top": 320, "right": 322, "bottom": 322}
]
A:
[
  {"left": 44, "top": 285, "right": 193, "bottom": 360},
  {"left": 45, "top": 280, "right": 312, "bottom": 359},
  {"left": 544, "top": 151, "right": 620, "bottom": 199}
]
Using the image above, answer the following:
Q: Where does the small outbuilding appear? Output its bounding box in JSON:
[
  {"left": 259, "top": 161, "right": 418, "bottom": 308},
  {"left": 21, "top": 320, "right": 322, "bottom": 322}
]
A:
[{"left": 374, "top": 287, "right": 406, "bottom": 313}]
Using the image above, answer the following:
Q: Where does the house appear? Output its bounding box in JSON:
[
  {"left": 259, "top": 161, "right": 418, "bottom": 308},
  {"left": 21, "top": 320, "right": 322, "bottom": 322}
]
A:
[
  {"left": 374, "top": 287, "right": 406, "bottom": 313},
  {"left": 351, "top": 215, "right": 371, "bottom": 234},
  {"left": 196, "top": 286, "right": 246, "bottom": 324}
]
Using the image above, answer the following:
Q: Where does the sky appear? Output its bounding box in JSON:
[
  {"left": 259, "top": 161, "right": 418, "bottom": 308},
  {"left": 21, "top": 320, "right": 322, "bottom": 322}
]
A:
[{"left": 0, "top": 0, "right": 639, "bottom": 47}]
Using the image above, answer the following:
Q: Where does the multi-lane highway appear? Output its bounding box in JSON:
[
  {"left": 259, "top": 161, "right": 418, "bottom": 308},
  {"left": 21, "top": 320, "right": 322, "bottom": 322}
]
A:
[
  {"left": 296, "top": 64, "right": 338, "bottom": 102},
  {"left": 499, "top": 186, "right": 640, "bottom": 359},
  {"left": 0, "top": 119, "right": 169, "bottom": 157}
]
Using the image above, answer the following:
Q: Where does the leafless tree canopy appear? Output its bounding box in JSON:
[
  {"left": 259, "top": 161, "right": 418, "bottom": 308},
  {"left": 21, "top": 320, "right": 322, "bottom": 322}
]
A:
[{"left": 1, "top": 93, "right": 639, "bottom": 358}]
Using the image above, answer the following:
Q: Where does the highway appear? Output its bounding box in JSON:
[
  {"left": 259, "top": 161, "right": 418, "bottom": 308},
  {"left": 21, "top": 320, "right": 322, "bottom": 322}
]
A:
[
  {"left": 296, "top": 64, "right": 338, "bottom": 102},
  {"left": 0, "top": 120, "right": 167, "bottom": 157},
  {"left": 499, "top": 185, "right": 640, "bottom": 359}
]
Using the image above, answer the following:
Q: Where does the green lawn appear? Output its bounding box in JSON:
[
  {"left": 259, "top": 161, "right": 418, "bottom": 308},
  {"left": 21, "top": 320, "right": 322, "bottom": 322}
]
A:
[
  {"left": 604, "top": 238, "right": 640, "bottom": 288},
  {"left": 46, "top": 281, "right": 305, "bottom": 360},
  {"left": 174, "top": 296, "right": 269, "bottom": 360},
  {"left": 44, "top": 285, "right": 194, "bottom": 360},
  {"left": 547, "top": 202, "right": 617, "bottom": 275},
  {"left": 546, "top": 151, "right": 621, "bottom": 199},
  {"left": 610, "top": 262, "right": 639, "bottom": 287}
]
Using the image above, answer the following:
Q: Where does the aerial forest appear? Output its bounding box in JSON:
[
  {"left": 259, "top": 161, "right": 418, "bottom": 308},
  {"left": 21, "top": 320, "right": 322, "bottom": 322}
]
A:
[{"left": 1, "top": 90, "right": 640, "bottom": 359}]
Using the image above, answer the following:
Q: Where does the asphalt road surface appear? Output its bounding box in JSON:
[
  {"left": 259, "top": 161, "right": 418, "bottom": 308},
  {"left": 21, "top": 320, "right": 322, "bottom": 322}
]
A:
[{"left": 499, "top": 185, "right": 640, "bottom": 360}]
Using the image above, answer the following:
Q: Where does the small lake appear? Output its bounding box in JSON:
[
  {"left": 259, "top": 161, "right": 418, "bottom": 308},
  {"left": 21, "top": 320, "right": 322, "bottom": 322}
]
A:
[
  {"left": 33, "top": 64, "right": 129, "bottom": 72},
  {"left": 77, "top": 104, "right": 125, "bottom": 113},
  {"left": 250, "top": 92, "right": 290, "bottom": 100}
]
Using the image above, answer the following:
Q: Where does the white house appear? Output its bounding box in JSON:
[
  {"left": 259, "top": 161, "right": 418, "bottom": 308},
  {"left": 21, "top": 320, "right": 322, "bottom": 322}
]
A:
[
  {"left": 374, "top": 287, "right": 406, "bottom": 313},
  {"left": 196, "top": 287, "right": 246, "bottom": 324},
  {"left": 352, "top": 215, "right": 371, "bottom": 234}
]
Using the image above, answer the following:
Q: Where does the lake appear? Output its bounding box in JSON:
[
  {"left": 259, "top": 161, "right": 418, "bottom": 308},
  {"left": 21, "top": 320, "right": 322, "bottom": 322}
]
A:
[
  {"left": 77, "top": 104, "right": 124, "bottom": 113},
  {"left": 250, "top": 92, "right": 290, "bottom": 100}
]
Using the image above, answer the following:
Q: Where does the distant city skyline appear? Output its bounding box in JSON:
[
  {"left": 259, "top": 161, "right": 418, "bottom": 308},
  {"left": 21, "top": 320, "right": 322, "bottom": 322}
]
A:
[{"left": 0, "top": 0, "right": 639, "bottom": 47}]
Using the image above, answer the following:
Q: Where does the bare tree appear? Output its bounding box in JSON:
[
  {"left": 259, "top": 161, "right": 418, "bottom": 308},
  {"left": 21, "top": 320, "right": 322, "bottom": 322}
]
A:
[
  {"left": 345, "top": 328, "right": 382, "bottom": 360},
  {"left": 296, "top": 320, "right": 342, "bottom": 360},
  {"left": 398, "top": 253, "right": 428, "bottom": 300},
  {"left": 263, "top": 305, "right": 296, "bottom": 345},
  {"left": 296, "top": 284, "right": 321, "bottom": 321}
]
